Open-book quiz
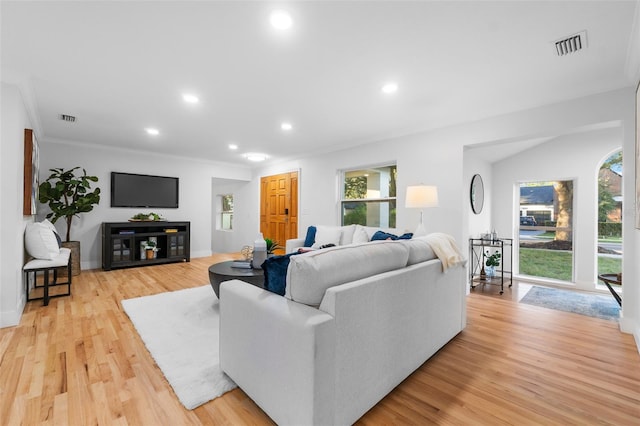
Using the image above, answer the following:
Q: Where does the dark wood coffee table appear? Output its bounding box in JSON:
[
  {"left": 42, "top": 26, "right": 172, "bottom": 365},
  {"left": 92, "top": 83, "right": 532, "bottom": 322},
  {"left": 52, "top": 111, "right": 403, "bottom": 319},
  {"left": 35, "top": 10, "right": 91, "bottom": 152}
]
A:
[{"left": 209, "top": 261, "right": 264, "bottom": 298}]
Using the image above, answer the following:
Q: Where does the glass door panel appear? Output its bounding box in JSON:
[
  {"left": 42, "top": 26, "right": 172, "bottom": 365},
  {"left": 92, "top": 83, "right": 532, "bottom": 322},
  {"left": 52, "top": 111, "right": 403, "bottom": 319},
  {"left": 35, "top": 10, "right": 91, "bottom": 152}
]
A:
[{"left": 518, "top": 180, "right": 573, "bottom": 281}]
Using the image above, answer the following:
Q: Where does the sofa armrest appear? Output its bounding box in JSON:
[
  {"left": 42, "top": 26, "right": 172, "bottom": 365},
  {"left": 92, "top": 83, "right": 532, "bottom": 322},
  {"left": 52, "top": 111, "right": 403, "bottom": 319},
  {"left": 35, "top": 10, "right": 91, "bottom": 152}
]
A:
[
  {"left": 285, "top": 237, "right": 306, "bottom": 253},
  {"left": 219, "top": 280, "right": 336, "bottom": 425}
]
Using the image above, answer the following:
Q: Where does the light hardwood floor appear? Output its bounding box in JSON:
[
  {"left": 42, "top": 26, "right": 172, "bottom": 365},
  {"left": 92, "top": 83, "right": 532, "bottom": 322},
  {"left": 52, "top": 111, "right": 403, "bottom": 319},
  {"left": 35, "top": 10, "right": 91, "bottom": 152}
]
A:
[{"left": 1, "top": 255, "right": 638, "bottom": 425}]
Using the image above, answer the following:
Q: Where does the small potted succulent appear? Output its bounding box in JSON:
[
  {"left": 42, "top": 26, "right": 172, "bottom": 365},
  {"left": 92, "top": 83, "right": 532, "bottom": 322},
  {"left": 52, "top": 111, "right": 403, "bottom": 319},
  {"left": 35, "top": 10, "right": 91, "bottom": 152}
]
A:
[{"left": 265, "top": 238, "right": 282, "bottom": 257}]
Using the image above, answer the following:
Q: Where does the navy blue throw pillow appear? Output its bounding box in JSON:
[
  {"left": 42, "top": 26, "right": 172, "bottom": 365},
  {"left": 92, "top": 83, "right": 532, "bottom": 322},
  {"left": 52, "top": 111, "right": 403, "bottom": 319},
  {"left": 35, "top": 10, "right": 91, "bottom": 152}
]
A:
[
  {"left": 262, "top": 253, "right": 300, "bottom": 296},
  {"left": 303, "top": 226, "right": 317, "bottom": 247},
  {"left": 371, "top": 231, "right": 413, "bottom": 241}
]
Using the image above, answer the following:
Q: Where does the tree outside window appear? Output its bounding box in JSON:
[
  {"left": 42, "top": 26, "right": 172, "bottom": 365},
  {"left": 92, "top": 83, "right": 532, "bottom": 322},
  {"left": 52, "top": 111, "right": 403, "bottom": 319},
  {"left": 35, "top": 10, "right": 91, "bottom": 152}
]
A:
[{"left": 341, "top": 165, "right": 397, "bottom": 227}]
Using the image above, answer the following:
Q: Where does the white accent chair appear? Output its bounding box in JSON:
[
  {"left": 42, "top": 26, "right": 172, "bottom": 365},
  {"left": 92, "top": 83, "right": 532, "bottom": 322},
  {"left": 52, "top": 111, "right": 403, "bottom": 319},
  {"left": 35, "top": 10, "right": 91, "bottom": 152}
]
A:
[
  {"left": 23, "top": 220, "right": 72, "bottom": 306},
  {"left": 24, "top": 248, "right": 72, "bottom": 306}
]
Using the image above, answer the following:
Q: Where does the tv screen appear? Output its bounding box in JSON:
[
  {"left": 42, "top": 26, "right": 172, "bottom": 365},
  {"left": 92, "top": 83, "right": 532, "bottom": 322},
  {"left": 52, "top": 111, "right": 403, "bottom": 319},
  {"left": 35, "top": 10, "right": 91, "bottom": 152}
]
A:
[{"left": 111, "top": 172, "right": 179, "bottom": 208}]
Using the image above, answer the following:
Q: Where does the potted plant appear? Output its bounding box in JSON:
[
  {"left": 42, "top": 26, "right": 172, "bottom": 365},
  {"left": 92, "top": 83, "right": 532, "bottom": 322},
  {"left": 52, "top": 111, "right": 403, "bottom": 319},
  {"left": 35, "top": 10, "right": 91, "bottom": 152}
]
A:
[
  {"left": 144, "top": 239, "right": 158, "bottom": 260},
  {"left": 38, "top": 167, "right": 101, "bottom": 275},
  {"left": 265, "top": 238, "right": 282, "bottom": 257},
  {"left": 485, "top": 251, "right": 501, "bottom": 278}
]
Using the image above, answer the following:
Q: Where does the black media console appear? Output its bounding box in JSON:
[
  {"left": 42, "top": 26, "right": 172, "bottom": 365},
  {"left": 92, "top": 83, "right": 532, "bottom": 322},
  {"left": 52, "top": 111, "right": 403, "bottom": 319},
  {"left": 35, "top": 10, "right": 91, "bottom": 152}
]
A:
[{"left": 102, "top": 221, "right": 190, "bottom": 271}]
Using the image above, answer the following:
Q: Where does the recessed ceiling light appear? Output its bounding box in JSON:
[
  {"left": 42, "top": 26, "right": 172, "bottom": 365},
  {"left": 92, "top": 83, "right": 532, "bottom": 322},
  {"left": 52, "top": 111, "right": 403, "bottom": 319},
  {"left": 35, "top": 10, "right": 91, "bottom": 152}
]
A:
[
  {"left": 228, "top": 144, "right": 238, "bottom": 150},
  {"left": 245, "top": 153, "right": 268, "bottom": 162},
  {"left": 145, "top": 128, "right": 160, "bottom": 136},
  {"left": 270, "top": 10, "right": 293, "bottom": 30},
  {"left": 281, "top": 122, "right": 293, "bottom": 131},
  {"left": 182, "top": 94, "right": 199, "bottom": 104},
  {"left": 381, "top": 82, "right": 398, "bottom": 94}
]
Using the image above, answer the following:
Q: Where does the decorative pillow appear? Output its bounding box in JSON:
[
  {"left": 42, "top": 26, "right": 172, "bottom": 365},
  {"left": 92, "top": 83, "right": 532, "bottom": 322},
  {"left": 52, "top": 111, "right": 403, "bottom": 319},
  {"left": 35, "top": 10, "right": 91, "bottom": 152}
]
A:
[
  {"left": 303, "top": 226, "right": 317, "bottom": 247},
  {"left": 371, "top": 230, "right": 413, "bottom": 241},
  {"left": 352, "top": 225, "right": 370, "bottom": 244},
  {"left": 25, "top": 222, "right": 61, "bottom": 260},
  {"left": 41, "top": 219, "right": 62, "bottom": 248},
  {"left": 311, "top": 226, "right": 342, "bottom": 249},
  {"left": 262, "top": 253, "right": 300, "bottom": 296},
  {"left": 339, "top": 224, "right": 356, "bottom": 245}
]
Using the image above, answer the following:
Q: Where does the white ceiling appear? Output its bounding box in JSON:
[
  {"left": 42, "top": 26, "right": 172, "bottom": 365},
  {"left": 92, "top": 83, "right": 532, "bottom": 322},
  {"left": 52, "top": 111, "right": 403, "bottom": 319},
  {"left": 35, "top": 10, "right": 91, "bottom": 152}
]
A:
[{"left": 2, "top": 1, "right": 638, "bottom": 167}]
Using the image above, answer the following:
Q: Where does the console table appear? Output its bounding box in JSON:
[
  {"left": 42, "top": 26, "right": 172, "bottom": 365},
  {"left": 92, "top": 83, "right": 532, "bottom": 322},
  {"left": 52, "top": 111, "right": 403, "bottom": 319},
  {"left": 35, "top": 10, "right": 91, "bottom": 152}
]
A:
[{"left": 102, "top": 221, "right": 190, "bottom": 270}]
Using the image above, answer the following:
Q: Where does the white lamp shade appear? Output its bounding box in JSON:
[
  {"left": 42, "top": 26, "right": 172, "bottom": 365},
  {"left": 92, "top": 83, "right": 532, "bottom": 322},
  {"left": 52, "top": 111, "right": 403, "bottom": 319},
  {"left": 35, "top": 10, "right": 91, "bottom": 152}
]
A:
[{"left": 405, "top": 185, "right": 439, "bottom": 208}]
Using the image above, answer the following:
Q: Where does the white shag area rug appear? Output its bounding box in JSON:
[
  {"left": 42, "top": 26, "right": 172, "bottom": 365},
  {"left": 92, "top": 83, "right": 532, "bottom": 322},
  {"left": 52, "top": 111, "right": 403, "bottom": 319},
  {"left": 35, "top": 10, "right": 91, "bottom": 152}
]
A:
[{"left": 122, "top": 285, "right": 237, "bottom": 409}]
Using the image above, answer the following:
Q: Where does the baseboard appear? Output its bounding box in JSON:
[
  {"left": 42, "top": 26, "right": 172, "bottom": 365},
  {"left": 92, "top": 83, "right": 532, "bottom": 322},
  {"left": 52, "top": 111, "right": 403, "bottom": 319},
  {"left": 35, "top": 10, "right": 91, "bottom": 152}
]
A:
[
  {"left": 618, "top": 315, "right": 640, "bottom": 353},
  {"left": 0, "top": 301, "right": 25, "bottom": 328}
]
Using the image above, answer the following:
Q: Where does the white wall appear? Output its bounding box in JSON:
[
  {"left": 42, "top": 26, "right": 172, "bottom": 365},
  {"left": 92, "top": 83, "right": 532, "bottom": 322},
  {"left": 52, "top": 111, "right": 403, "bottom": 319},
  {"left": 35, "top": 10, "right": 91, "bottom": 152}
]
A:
[
  {"left": 37, "top": 142, "right": 252, "bottom": 269},
  {"left": 492, "top": 126, "right": 622, "bottom": 289},
  {"left": 253, "top": 139, "right": 463, "bottom": 243},
  {"left": 464, "top": 155, "right": 493, "bottom": 239},
  {"left": 0, "top": 83, "right": 33, "bottom": 327},
  {"left": 211, "top": 178, "right": 253, "bottom": 253}
]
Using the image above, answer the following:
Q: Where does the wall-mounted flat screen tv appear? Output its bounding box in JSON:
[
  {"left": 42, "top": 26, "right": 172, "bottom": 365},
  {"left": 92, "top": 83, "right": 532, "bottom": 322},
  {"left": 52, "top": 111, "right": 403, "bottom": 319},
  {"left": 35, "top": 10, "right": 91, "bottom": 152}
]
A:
[{"left": 111, "top": 172, "right": 179, "bottom": 208}]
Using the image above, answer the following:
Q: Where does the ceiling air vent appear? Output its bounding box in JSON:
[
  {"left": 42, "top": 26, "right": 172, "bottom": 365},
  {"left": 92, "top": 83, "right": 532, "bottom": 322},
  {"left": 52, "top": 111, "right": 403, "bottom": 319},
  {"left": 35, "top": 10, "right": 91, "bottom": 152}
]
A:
[
  {"left": 59, "top": 114, "right": 76, "bottom": 123},
  {"left": 554, "top": 31, "right": 587, "bottom": 56}
]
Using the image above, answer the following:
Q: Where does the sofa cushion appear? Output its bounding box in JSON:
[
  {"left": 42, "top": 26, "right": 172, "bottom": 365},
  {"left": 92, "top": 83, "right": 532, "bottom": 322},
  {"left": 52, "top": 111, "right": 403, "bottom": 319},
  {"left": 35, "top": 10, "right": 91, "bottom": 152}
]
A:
[
  {"left": 399, "top": 238, "right": 437, "bottom": 265},
  {"left": 311, "top": 226, "right": 342, "bottom": 249},
  {"left": 25, "top": 221, "right": 61, "bottom": 260},
  {"left": 285, "top": 241, "right": 410, "bottom": 306}
]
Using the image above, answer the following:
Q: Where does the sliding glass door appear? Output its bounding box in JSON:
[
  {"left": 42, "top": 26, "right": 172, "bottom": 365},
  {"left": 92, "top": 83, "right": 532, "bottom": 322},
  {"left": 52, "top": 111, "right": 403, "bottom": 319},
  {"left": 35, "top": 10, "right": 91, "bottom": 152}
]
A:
[{"left": 518, "top": 180, "right": 574, "bottom": 282}]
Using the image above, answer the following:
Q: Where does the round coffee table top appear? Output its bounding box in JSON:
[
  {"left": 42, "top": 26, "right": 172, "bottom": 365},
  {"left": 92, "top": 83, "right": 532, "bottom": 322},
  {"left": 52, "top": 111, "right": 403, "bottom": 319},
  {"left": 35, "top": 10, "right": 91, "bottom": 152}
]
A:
[{"left": 208, "top": 260, "right": 264, "bottom": 298}]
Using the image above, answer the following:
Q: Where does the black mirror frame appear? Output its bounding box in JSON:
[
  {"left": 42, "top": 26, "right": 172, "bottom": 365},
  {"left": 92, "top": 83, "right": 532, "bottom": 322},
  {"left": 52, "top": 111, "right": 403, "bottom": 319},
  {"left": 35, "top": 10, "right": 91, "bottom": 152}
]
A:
[{"left": 470, "top": 174, "right": 484, "bottom": 214}]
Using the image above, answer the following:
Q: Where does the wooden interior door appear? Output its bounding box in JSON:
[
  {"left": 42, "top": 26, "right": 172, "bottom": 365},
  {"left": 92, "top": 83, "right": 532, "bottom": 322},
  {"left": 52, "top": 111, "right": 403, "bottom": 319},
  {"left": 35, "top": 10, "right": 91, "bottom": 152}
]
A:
[{"left": 260, "top": 171, "right": 298, "bottom": 254}]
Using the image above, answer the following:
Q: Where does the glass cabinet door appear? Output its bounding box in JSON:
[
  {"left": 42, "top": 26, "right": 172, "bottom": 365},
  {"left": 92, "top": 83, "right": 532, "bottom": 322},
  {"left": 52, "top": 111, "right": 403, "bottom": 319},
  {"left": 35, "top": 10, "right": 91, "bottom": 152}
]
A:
[
  {"left": 112, "top": 236, "right": 133, "bottom": 263},
  {"left": 168, "top": 234, "right": 186, "bottom": 258}
]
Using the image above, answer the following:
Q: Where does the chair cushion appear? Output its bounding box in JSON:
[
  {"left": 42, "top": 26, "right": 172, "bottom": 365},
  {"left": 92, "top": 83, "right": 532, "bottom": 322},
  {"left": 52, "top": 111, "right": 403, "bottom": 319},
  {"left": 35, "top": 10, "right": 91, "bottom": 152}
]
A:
[
  {"left": 24, "top": 247, "right": 71, "bottom": 270},
  {"left": 25, "top": 221, "right": 61, "bottom": 260}
]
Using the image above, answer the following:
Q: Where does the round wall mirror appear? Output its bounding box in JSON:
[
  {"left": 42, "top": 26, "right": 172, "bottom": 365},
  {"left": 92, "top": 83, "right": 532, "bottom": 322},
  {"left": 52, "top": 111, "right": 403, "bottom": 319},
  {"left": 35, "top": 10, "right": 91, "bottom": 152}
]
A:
[{"left": 470, "top": 174, "right": 484, "bottom": 214}]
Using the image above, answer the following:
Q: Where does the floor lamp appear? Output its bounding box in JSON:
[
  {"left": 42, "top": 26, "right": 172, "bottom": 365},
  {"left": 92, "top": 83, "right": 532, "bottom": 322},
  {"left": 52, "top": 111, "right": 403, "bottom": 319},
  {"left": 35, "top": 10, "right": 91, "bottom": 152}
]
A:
[{"left": 405, "top": 185, "right": 439, "bottom": 236}]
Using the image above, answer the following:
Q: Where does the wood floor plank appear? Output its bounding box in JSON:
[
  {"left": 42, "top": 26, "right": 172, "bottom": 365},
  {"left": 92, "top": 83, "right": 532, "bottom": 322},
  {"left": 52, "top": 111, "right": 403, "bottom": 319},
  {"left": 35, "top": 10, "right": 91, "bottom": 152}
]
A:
[{"left": 1, "top": 255, "right": 638, "bottom": 425}]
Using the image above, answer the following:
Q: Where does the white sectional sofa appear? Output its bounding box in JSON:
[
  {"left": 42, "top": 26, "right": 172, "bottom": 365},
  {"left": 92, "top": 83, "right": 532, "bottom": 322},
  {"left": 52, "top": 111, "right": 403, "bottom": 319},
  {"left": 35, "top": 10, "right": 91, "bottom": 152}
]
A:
[{"left": 219, "top": 233, "right": 466, "bottom": 425}]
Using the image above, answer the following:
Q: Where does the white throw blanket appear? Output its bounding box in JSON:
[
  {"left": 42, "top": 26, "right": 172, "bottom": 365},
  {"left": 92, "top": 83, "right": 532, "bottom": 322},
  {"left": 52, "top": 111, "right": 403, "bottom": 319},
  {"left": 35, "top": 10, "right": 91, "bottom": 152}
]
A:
[{"left": 423, "top": 233, "right": 466, "bottom": 271}]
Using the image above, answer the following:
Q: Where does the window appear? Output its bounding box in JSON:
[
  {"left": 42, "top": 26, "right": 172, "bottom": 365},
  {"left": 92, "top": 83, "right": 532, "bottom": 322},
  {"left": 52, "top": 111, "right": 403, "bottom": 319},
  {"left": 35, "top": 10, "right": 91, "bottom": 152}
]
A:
[
  {"left": 597, "top": 150, "right": 622, "bottom": 278},
  {"left": 220, "top": 194, "right": 233, "bottom": 231},
  {"left": 341, "top": 165, "right": 397, "bottom": 227}
]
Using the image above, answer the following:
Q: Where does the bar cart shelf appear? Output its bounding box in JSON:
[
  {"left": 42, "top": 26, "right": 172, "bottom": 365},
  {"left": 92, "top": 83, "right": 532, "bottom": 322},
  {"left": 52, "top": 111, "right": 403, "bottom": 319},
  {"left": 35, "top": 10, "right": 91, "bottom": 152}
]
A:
[{"left": 469, "top": 237, "right": 513, "bottom": 294}]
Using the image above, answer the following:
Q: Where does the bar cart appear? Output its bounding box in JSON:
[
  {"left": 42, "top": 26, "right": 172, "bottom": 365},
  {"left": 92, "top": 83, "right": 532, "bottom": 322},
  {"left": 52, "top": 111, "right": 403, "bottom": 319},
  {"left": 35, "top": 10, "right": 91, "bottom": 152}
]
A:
[{"left": 469, "top": 237, "right": 513, "bottom": 294}]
